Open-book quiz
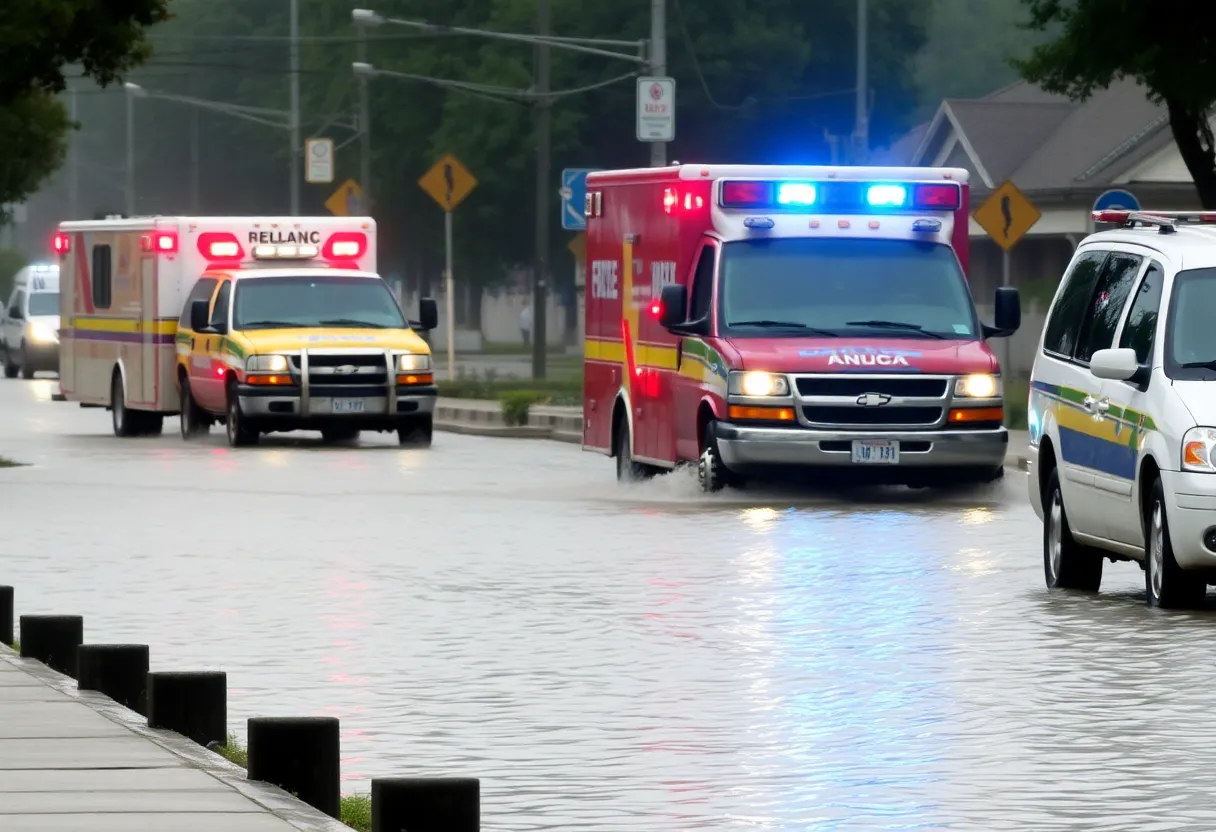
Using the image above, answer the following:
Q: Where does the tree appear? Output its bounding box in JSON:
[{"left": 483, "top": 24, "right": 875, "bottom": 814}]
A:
[
  {"left": 0, "top": 92, "right": 70, "bottom": 222},
  {"left": 1016, "top": 0, "right": 1216, "bottom": 208}
]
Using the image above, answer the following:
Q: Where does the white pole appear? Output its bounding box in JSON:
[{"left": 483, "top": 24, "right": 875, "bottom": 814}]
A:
[
  {"left": 649, "top": 0, "right": 666, "bottom": 167},
  {"left": 855, "top": 0, "right": 868, "bottom": 163},
  {"left": 125, "top": 89, "right": 135, "bottom": 216},
  {"left": 444, "top": 209, "right": 455, "bottom": 379},
  {"left": 289, "top": 0, "right": 300, "bottom": 215},
  {"left": 1002, "top": 248, "right": 1012, "bottom": 377},
  {"left": 68, "top": 88, "right": 79, "bottom": 220}
]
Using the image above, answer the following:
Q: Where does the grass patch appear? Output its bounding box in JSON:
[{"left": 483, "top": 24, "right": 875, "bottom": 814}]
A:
[
  {"left": 9, "top": 639, "right": 18, "bottom": 652},
  {"left": 438, "top": 368, "right": 582, "bottom": 407},
  {"left": 341, "top": 794, "right": 372, "bottom": 832},
  {"left": 213, "top": 732, "right": 248, "bottom": 768},
  {"left": 470, "top": 341, "right": 569, "bottom": 356},
  {"left": 1005, "top": 378, "right": 1028, "bottom": 430},
  {"left": 0, "top": 457, "right": 22, "bottom": 468}
]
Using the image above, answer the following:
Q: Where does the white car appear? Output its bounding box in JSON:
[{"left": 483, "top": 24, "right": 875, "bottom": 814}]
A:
[
  {"left": 1028, "top": 210, "right": 1216, "bottom": 609},
  {"left": 1, "top": 263, "right": 60, "bottom": 379}
]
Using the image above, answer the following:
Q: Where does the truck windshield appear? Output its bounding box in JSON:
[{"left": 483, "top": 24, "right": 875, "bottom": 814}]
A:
[
  {"left": 28, "top": 292, "right": 58, "bottom": 316},
  {"left": 718, "top": 238, "right": 977, "bottom": 339},
  {"left": 1166, "top": 268, "right": 1216, "bottom": 378},
  {"left": 232, "top": 276, "right": 407, "bottom": 331}
]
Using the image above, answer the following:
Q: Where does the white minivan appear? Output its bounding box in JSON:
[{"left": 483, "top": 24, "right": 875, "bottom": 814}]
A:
[
  {"left": 1, "top": 263, "right": 61, "bottom": 379},
  {"left": 1028, "top": 210, "right": 1216, "bottom": 609}
]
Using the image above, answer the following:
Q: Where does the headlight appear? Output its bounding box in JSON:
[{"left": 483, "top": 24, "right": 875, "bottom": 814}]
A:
[
  {"left": 954, "top": 373, "right": 1001, "bottom": 398},
  {"left": 398, "top": 353, "right": 432, "bottom": 372},
  {"left": 729, "top": 371, "right": 790, "bottom": 397},
  {"left": 247, "top": 354, "right": 289, "bottom": 373},
  {"left": 27, "top": 322, "right": 56, "bottom": 343},
  {"left": 1182, "top": 427, "right": 1216, "bottom": 473}
]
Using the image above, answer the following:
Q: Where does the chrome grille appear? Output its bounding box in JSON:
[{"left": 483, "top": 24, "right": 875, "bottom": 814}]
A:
[
  {"left": 793, "top": 373, "right": 951, "bottom": 430},
  {"left": 291, "top": 353, "right": 388, "bottom": 386}
]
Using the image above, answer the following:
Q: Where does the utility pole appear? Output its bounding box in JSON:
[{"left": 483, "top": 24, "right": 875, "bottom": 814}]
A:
[
  {"left": 289, "top": 0, "right": 301, "bottom": 215},
  {"left": 189, "top": 74, "right": 200, "bottom": 213},
  {"left": 649, "top": 0, "right": 667, "bottom": 167},
  {"left": 125, "top": 87, "right": 135, "bottom": 216},
  {"left": 68, "top": 88, "right": 78, "bottom": 220},
  {"left": 358, "top": 28, "right": 371, "bottom": 211},
  {"left": 532, "top": 0, "right": 551, "bottom": 379},
  {"left": 854, "top": 0, "right": 868, "bottom": 164}
]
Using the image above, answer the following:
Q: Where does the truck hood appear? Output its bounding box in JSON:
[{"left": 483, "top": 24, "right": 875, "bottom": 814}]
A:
[
  {"left": 237, "top": 327, "right": 430, "bottom": 355},
  {"left": 1172, "top": 381, "right": 1216, "bottom": 426},
  {"left": 726, "top": 337, "right": 999, "bottom": 374}
]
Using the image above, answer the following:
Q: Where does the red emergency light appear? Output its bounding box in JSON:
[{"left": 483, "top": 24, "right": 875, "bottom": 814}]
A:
[
  {"left": 197, "top": 232, "right": 245, "bottom": 262},
  {"left": 52, "top": 232, "right": 71, "bottom": 256},
  {"left": 140, "top": 231, "right": 178, "bottom": 254},
  {"left": 1093, "top": 209, "right": 1216, "bottom": 224},
  {"left": 322, "top": 231, "right": 367, "bottom": 261}
]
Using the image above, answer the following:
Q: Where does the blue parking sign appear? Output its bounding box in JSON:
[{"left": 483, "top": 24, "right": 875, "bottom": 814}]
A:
[{"left": 559, "top": 168, "right": 599, "bottom": 231}]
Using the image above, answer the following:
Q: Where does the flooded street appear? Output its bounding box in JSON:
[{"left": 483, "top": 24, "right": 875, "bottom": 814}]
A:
[{"left": 0, "top": 378, "right": 1210, "bottom": 831}]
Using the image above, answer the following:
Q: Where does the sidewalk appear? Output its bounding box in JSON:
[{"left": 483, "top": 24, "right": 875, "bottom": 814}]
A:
[
  {"left": 433, "top": 398, "right": 1033, "bottom": 470},
  {"left": 0, "top": 649, "right": 347, "bottom": 832}
]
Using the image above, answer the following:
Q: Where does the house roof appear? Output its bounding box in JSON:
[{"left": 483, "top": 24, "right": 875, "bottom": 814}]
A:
[{"left": 891, "top": 78, "right": 1182, "bottom": 194}]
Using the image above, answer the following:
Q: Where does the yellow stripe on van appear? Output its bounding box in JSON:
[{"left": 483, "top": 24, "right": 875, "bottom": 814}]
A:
[{"left": 72, "top": 317, "right": 178, "bottom": 335}]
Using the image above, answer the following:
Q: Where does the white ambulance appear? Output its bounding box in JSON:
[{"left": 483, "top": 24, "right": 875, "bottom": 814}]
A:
[
  {"left": 54, "top": 215, "right": 437, "bottom": 441},
  {"left": 2, "top": 263, "right": 61, "bottom": 378}
]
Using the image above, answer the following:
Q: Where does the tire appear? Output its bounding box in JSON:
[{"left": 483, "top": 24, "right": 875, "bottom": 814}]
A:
[
  {"left": 19, "top": 343, "right": 34, "bottom": 379},
  {"left": 697, "top": 419, "right": 739, "bottom": 493},
  {"left": 111, "top": 372, "right": 140, "bottom": 438},
  {"left": 614, "top": 415, "right": 655, "bottom": 482},
  {"left": 3, "top": 344, "right": 18, "bottom": 379},
  {"left": 321, "top": 427, "right": 361, "bottom": 443},
  {"left": 1042, "top": 467, "right": 1102, "bottom": 591},
  {"left": 397, "top": 415, "right": 433, "bottom": 448},
  {"left": 225, "top": 383, "right": 258, "bottom": 447},
  {"left": 1145, "top": 479, "right": 1206, "bottom": 609},
  {"left": 179, "top": 376, "right": 205, "bottom": 440}
]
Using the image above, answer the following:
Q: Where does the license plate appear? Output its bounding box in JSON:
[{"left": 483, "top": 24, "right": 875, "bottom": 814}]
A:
[
  {"left": 851, "top": 439, "right": 899, "bottom": 464},
  {"left": 332, "top": 398, "right": 365, "bottom": 414}
]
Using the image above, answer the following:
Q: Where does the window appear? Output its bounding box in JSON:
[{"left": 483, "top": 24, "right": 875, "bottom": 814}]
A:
[
  {"left": 232, "top": 275, "right": 407, "bottom": 330},
  {"left": 91, "top": 245, "right": 112, "bottom": 309},
  {"left": 717, "top": 238, "right": 976, "bottom": 338},
  {"left": 179, "top": 278, "right": 217, "bottom": 327},
  {"left": 27, "top": 292, "right": 58, "bottom": 316},
  {"left": 689, "top": 245, "right": 715, "bottom": 321},
  {"left": 210, "top": 281, "right": 231, "bottom": 329},
  {"left": 1074, "top": 253, "right": 1143, "bottom": 363},
  {"left": 8, "top": 290, "right": 25, "bottom": 319},
  {"left": 1043, "top": 251, "right": 1106, "bottom": 358},
  {"left": 1119, "top": 261, "right": 1164, "bottom": 365},
  {"left": 1165, "top": 267, "right": 1216, "bottom": 378}
]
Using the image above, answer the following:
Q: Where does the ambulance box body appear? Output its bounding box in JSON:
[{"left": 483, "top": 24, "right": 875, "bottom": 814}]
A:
[{"left": 581, "top": 164, "right": 1022, "bottom": 490}]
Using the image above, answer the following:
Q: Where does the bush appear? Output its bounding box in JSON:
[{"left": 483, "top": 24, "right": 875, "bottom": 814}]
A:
[
  {"left": 437, "top": 367, "right": 582, "bottom": 406},
  {"left": 500, "top": 390, "right": 544, "bottom": 425}
]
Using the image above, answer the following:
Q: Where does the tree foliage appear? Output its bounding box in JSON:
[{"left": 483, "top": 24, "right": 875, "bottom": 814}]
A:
[
  {"left": 0, "top": 92, "right": 70, "bottom": 222},
  {"left": 1016, "top": 0, "right": 1216, "bottom": 207}
]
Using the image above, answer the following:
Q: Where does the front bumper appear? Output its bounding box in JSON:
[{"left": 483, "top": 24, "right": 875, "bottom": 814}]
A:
[
  {"left": 21, "top": 341, "right": 59, "bottom": 371},
  {"left": 714, "top": 422, "right": 1007, "bottom": 482},
  {"left": 237, "top": 384, "right": 437, "bottom": 432},
  {"left": 1159, "top": 469, "right": 1216, "bottom": 570}
]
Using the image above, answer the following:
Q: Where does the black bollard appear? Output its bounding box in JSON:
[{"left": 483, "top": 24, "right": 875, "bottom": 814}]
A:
[
  {"left": 372, "top": 778, "right": 480, "bottom": 832},
  {"left": 147, "top": 671, "right": 227, "bottom": 747},
  {"left": 19, "top": 615, "right": 83, "bottom": 677},
  {"left": 247, "top": 717, "right": 340, "bottom": 819},
  {"left": 0, "top": 586, "right": 12, "bottom": 647},
  {"left": 76, "top": 644, "right": 150, "bottom": 715}
]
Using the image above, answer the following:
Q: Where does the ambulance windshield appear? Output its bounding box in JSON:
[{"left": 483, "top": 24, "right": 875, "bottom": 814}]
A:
[
  {"left": 233, "top": 275, "right": 407, "bottom": 330},
  {"left": 719, "top": 238, "right": 977, "bottom": 339},
  {"left": 28, "top": 292, "right": 59, "bottom": 316}
]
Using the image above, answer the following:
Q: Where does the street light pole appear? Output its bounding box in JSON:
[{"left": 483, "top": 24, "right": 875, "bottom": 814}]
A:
[
  {"left": 649, "top": 0, "right": 666, "bottom": 167},
  {"left": 854, "top": 0, "right": 868, "bottom": 164},
  {"left": 68, "top": 87, "right": 78, "bottom": 220},
  {"left": 124, "top": 85, "right": 135, "bottom": 216},
  {"left": 358, "top": 29, "right": 371, "bottom": 211},
  {"left": 532, "top": 0, "right": 551, "bottom": 379},
  {"left": 289, "top": 0, "right": 301, "bottom": 215}
]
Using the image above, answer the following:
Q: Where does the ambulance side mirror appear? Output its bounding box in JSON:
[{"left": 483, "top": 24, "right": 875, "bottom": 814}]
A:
[
  {"left": 189, "top": 299, "right": 210, "bottom": 332},
  {"left": 989, "top": 286, "right": 1021, "bottom": 337},
  {"left": 658, "top": 285, "right": 689, "bottom": 331},
  {"left": 417, "top": 298, "right": 439, "bottom": 331}
]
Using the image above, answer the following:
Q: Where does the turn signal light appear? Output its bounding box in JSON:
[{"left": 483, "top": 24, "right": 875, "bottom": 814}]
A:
[
  {"left": 728, "top": 405, "right": 795, "bottom": 421},
  {"left": 397, "top": 372, "right": 434, "bottom": 386},
  {"left": 245, "top": 374, "right": 294, "bottom": 386},
  {"left": 948, "top": 407, "right": 1004, "bottom": 423}
]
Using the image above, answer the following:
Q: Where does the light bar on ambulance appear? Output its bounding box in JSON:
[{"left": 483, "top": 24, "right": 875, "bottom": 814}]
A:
[{"left": 719, "top": 179, "right": 962, "bottom": 212}]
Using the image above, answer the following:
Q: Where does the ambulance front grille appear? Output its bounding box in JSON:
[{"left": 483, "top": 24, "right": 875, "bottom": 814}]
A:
[
  {"left": 291, "top": 354, "right": 389, "bottom": 386},
  {"left": 801, "top": 405, "right": 943, "bottom": 428}
]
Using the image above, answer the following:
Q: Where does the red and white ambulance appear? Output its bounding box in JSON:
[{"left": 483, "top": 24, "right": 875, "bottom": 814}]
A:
[{"left": 581, "top": 164, "right": 1021, "bottom": 490}]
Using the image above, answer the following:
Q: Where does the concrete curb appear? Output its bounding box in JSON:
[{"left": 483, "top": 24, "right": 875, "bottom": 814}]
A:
[{"left": 0, "top": 646, "right": 352, "bottom": 832}]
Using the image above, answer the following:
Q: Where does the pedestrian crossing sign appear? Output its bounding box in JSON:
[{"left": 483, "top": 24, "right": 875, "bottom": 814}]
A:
[
  {"left": 419, "top": 154, "right": 477, "bottom": 212},
  {"left": 974, "top": 180, "right": 1040, "bottom": 252}
]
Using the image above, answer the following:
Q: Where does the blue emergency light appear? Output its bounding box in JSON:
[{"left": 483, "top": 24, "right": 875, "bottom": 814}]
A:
[
  {"left": 720, "top": 179, "right": 961, "bottom": 213},
  {"left": 31, "top": 264, "right": 58, "bottom": 273}
]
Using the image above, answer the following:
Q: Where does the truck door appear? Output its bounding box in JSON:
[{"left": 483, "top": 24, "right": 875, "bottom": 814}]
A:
[
  {"left": 187, "top": 278, "right": 226, "bottom": 411},
  {"left": 140, "top": 252, "right": 158, "bottom": 406},
  {"left": 674, "top": 241, "right": 719, "bottom": 462}
]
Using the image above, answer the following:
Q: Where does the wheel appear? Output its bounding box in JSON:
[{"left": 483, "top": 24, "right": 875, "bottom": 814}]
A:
[
  {"left": 397, "top": 415, "right": 433, "bottom": 448},
  {"left": 19, "top": 343, "right": 34, "bottom": 379},
  {"left": 1145, "top": 479, "right": 1206, "bottom": 609},
  {"left": 697, "top": 419, "right": 739, "bottom": 493},
  {"left": 225, "top": 383, "right": 258, "bottom": 447},
  {"left": 3, "top": 344, "right": 18, "bottom": 379},
  {"left": 1042, "top": 467, "right": 1102, "bottom": 591},
  {"left": 179, "top": 376, "right": 205, "bottom": 440},
  {"left": 321, "top": 427, "right": 361, "bottom": 443},
  {"left": 111, "top": 372, "right": 140, "bottom": 437},
  {"left": 614, "top": 416, "right": 655, "bottom": 482}
]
